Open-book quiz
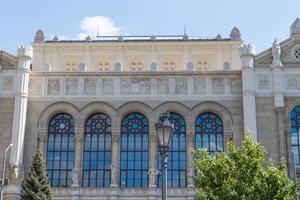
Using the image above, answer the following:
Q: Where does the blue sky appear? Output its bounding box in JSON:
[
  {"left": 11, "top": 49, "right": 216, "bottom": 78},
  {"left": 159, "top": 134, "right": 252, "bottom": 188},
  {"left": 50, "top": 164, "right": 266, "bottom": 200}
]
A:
[{"left": 1, "top": 0, "right": 299, "bottom": 54}]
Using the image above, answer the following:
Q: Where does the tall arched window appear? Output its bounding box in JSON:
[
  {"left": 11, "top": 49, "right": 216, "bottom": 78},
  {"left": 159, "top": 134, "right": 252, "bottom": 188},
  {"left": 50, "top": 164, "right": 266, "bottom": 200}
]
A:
[
  {"left": 291, "top": 106, "right": 300, "bottom": 165},
  {"left": 120, "top": 113, "right": 149, "bottom": 188},
  {"left": 158, "top": 112, "right": 186, "bottom": 188},
  {"left": 83, "top": 113, "right": 112, "bottom": 187},
  {"left": 195, "top": 113, "right": 223, "bottom": 156},
  {"left": 46, "top": 113, "right": 75, "bottom": 187}
]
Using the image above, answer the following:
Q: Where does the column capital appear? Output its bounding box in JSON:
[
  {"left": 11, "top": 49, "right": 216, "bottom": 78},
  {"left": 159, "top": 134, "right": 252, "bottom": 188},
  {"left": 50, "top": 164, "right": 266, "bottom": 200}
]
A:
[
  {"left": 112, "top": 131, "right": 120, "bottom": 143},
  {"left": 75, "top": 128, "right": 84, "bottom": 142}
]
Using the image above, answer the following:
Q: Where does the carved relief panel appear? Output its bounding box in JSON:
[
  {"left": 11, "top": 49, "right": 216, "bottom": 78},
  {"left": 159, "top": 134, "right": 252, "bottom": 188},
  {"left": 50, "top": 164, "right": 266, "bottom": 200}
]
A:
[
  {"left": 84, "top": 78, "right": 96, "bottom": 95},
  {"left": 29, "top": 78, "right": 42, "bottom": 96},
  {"left": 47, "top": 78, "right": 60, "bottom": 95},
  {"left": 65, "top": 78, "right": 78, "bottom": 95},
  {"left": 175, "top": 78, "right": 188, "bottom": 95},
  {"left": 257, "top": 74, "right": 271, "bottom": 90},
  {"left": 286, "top": 75, "right": 300, "bottom": 90},
  {"left": 212, "top": 77, "right": 225, "bottom": 95},
  {"left": 120, "top": 78, "right": 151, "bottom": 95},
  {"left": 102, "top": 78, "right": 115, "bottom": 95},
  {"left": 157, "top": 78, "right": 170, "bottom": 95},
  {"left": 230, "top": 77, "right": 242, "bottom": 95},
  {"left": 193, "top": 77, "right": 207, "bottom": 95},
  {"left": 1, "top": 76, "right": 14, "bottom": 91}
]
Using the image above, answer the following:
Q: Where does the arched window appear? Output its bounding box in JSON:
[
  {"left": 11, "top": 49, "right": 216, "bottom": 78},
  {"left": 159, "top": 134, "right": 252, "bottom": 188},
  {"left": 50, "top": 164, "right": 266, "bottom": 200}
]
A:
[
  {"left": 158, "top": 112, "right": 186, "bottom": 188},
  {"left": 46, "top": 113, "right": 75, "bottom": 187},
  {"left": 195, "top": 113, "right": 223, "bottom": 156},
  {"left": 291, "top": 106, "right": 300, "bottom": 165},
  {"left": 83, "top": 113, "right": 112, "bottom": 187},
  {"left": 120, "top": 113, "right": 149, "bottom": 188}
]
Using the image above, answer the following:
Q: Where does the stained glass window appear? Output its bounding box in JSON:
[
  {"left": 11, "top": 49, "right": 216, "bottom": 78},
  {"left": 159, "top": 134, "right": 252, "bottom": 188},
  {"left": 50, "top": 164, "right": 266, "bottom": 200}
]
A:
[
  {"left": 120, "top": 113, "right": 149, "bottom": 188},
  {"left": 291, "top": 106, "right": 300, "bottom": 165},
  {"left": 195, "top": 113, "right": 223, "bottom": 156},
  {"left": 158, "top": 112, "right": 186, "bottom": 188},
  {"left": 46, "top": 113, "right": 75, "bottom": 187},
  {"left": 83, "top": 113, "right": 112, "bottom": 187}
]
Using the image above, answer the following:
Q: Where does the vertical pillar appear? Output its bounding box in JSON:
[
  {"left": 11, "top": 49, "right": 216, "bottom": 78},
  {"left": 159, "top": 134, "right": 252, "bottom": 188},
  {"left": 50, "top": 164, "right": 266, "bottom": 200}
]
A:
[
  {"left": 5, "top": 47, "right": 32, "bottom": 199},
  {"left": 70, "top": 128, "right": 83, "bottom": 200},
  {"left": 37, "top": 129, "right": 47, "bottom": 157},
  {"left": 110, "top": 128, "right": 120, "bottom": 200},
  {"left": 186, "top": 130, "right": 195, "bottom": 188},
  {"left": 271, "top": 39, "right": 286, "bottom": 160},
  {"left": 239, "top": 44, "right": 257, "bottom": 141}
]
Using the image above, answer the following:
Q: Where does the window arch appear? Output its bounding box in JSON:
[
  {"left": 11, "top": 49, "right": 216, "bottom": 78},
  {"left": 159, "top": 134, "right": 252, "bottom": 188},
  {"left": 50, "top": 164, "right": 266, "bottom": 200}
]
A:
[
  {"left": 158, "top": 112, "right": 186, "bottom": 188},
  {"left": 83, "top": 113, "right": 112, "bottom": 187},
  {"left": 120, "top": 113, "right": 149, "bottom": 188},
  {"left": 291, "top": 106, "right": 300, "bottom": 165},
  {"left": 195, "top": 112, "right": 224, "bottom": 155},
  {"left": 46, "top": 113, "right": 75, "bottom": 187}
]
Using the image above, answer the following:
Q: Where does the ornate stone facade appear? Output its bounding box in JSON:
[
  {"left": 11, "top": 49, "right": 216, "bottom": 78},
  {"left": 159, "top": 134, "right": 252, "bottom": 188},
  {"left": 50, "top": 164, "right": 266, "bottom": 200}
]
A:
[{"left": 0, "top": 18, "right": 300, "bottom": 200}]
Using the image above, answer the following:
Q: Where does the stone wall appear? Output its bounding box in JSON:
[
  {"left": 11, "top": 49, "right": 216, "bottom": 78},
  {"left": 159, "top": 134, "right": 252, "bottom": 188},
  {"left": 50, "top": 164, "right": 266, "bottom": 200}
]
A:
[{"left": 0, "top": 98, "right": 14, "bottom": 176}]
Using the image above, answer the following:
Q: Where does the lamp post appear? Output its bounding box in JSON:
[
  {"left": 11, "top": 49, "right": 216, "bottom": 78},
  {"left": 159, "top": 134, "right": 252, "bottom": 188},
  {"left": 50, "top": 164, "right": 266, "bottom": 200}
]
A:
[
  {"left": 155, "top": 111, "right": 174, "bottom": 200},
  {"left": 0, "top": 143, "right": 13, "bottom": 200}
]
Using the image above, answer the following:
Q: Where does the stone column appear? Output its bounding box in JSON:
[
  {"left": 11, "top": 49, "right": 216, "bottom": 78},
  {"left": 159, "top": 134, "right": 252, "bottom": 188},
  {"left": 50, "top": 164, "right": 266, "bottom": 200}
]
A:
[
  {"left": 239, "top": 44, "right": 257, "bottom": 141},
  {"left": 186, "top": 130, "right": 195, "bottom": 189},
  {"left": 110, "top": 129, "right": 120, "bottom": 200},
  {"left": 70, "top": 128, "right": 84, "bottom": 200},
  {"left": 148, "top": 131, "right": 158, "bottom": 199},
  {"left": 271, "top": 39, "right": 286, "bottom": 160},
  {"left": 37, "top": 129, "right": 47, "bottom": 157},
  {"left": 5, "top": 47, "right": 32, "bottom": 199}
]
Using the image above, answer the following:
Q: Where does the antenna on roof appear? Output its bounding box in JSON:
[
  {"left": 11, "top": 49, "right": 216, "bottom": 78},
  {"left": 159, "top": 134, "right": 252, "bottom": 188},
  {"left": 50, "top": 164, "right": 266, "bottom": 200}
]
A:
[{"left": 183, "top": 24, "right": 188, "bottom": 40}]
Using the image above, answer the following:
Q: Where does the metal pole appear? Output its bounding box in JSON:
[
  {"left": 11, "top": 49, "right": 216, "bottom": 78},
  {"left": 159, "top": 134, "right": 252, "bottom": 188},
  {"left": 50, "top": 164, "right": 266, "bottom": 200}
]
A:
[
  {"left": 0, "top": 144, "right": 13, "bottom": 200},
  {"left": 161, "top": 149, "right": 168, "bottom": 200}
]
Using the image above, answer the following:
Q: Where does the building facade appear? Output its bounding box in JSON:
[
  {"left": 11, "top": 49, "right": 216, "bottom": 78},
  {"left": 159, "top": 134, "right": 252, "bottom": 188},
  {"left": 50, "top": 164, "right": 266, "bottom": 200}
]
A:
[{"left": 0, "top": 18, "right": 300, "bottom": 199}]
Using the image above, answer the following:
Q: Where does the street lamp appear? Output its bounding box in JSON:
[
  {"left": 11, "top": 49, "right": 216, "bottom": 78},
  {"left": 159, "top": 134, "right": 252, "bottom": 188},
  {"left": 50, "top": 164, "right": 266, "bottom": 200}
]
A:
[
  {"left": 0, "top": 144, "right": 13, "bottom": 200},
  {"left": 155, "top": 111, "right": 174, "bottom": 200}
]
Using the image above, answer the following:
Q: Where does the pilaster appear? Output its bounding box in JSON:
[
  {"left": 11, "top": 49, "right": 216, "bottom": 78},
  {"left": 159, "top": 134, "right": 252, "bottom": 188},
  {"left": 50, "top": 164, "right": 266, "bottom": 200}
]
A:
[
  {"left": 74, "top": 128, "right": 84, "bottom": 186},
  {"left": 239, "top": 44, "right": 257, "bottom": 141}
]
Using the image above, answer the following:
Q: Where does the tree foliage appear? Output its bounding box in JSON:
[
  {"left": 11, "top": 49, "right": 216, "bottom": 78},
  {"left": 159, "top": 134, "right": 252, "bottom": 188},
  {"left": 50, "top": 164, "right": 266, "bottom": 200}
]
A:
[
  {"left": 20, "top": 151, "right": 52, "bottom": 200},
  {"left": 192, "top": 134, "right": 300, "bottom": 200}
]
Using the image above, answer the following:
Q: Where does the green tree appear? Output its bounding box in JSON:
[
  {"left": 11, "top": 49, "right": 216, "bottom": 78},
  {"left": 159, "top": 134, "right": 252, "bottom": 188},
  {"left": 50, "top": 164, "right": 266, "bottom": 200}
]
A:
[
  {"left": 20, "top": 151, "right": 52, "bottom": 200},
  {"left": 192, "top": 134, "right": 300, "bottom": 200}
]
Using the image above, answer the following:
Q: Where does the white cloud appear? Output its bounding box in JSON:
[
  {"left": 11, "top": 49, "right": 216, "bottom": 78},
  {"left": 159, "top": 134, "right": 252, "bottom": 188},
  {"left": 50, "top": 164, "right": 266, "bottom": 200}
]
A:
[{"left": 78, "top": 16, "right": 121, "bottom": 39}]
